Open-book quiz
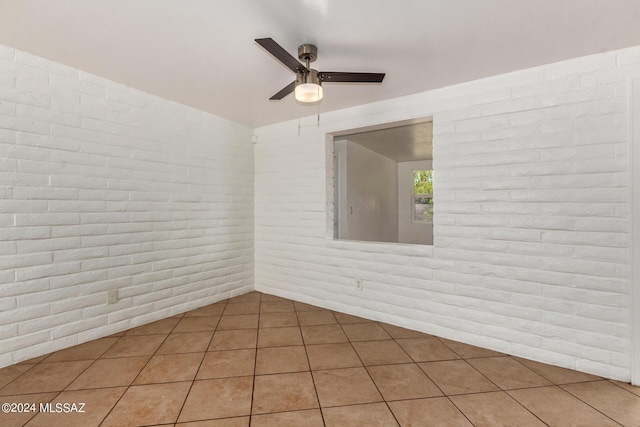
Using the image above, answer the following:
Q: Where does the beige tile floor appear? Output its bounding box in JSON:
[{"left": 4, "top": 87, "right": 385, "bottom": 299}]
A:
[{"left": 1, "top": 291, "right": 640, "bottom": 426}]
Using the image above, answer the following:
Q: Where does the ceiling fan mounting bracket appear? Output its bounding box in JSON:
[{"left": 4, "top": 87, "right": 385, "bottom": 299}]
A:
[{"left": 298, "top": 44, "right": 318, "bottom": 64}]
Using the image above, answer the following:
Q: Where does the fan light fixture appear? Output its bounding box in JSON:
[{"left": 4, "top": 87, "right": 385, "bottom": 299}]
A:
[{"left": 295, "top": 70, "right": 323, "bottom": 103}]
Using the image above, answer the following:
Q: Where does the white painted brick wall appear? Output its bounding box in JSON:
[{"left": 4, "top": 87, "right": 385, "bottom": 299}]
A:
[
  {"left": 254, "top": 46, "right": 640, "bottom": 381},
  {"left": 0, "top": 45, "right": 254, "bottom": 366}
]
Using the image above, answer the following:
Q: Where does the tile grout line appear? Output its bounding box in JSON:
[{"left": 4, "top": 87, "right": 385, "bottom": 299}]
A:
[
  {"left": 58, "top": 335, "right": 126, "bottom": 427},
  {"left": 607, "top": 378, "right": 640, "bottom": 397},
  {"left": 557, "top": 381, "right": 626, "bottom": 426},
  {"left": 418, "top": 344, "right": 502, "bottom": 425},
  {"left": 496, "top": 391, "right": 552, "bottom": 427},
  {"left": 297, "top": 306, "right": 328, "bottom": 427},
  {"left": 433, "top": 334, "right": 554, "bottom": 425},
  {"left": 96, "top": 314, "right": 189, "bottom": 426},
  {"left": 172, "top": 299, "right": 227, "bottom": 425},
  {"left": 437, "top": 347, "right": 550, "bottom": 426},
  {"left": 172, "top": 293, "right": 259, "bottom": 424},
  {"left": 0, "top": 363, "right": 38, "bottom": 394},
  {"left": 0, "top": 334, "right": 123, "bottom": 397},
  {"left": 333, "top": 317, "right": 403, "bottom": 426},
  {"left": 3, "top": 336, "right": 126, "bottom": 426},
  {"left": 383, "top": 322, "right": 480, "bottom": 427},
  {"left": 390, "top": 332, "right": 478, "bottom": 427},
  {"left": 248, "top": 292, "right": 261, "bottom": 425},
  {"left": 472, "top": 354, "right": 622, "bottom": 426}
]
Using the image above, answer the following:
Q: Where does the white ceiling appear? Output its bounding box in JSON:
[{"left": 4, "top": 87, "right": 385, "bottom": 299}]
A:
[
  {"left": 1, "top": 1, "right": 639, "bottom": 128},
  {"left": 336, "top": 121, "right": 433, "bottom": 162}
]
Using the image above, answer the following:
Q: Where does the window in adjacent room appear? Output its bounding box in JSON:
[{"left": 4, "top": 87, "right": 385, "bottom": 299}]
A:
[{"left": 413, "top": 170, "right": 433, "bottom": 223}]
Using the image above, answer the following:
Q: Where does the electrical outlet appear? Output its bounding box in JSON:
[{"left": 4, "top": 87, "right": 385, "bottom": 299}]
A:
[
  {"left": 107, "top": 290, "right": 118, "bottom": 304},
  {"left": 356, "top": 279, "right": 363, "bottom": 290}
]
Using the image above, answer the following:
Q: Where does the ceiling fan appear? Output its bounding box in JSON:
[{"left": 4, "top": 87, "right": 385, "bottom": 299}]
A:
[{"left": 255, "top": 38, "right": 385, "bottom": 104}]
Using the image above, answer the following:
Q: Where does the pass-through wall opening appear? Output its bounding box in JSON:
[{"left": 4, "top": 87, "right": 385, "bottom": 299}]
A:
[{"left": 330, "top": 117, "right": 434, "bottom": 245}]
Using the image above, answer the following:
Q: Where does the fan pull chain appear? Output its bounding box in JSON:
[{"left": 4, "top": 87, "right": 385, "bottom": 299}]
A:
[{"left": 317, "top": 86, "right": 321, "bottom": 126}]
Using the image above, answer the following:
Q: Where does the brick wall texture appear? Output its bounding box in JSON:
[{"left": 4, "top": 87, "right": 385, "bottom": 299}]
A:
[
  {"left": 0, "top": 45, "right": 254, "bottom": 366},
  {"left": 254, "top": 46, "right": 640, "bottom": 381}
]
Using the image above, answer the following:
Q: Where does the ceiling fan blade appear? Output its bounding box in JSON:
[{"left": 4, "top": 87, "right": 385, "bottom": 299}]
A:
[
  {"left": 270, "top": 81, "right": 296, "bottom": 100},
  {"left": 319, "top": 72, "right": 385, "bottom": 83},
  {"left": 255, "top": 38, "right": 308, "bottom": 74}
]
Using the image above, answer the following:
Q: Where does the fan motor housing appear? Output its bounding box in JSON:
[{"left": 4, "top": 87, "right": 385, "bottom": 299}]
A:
[{"left": 296, "top": 68, "right": 320, "bottom": 86}]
